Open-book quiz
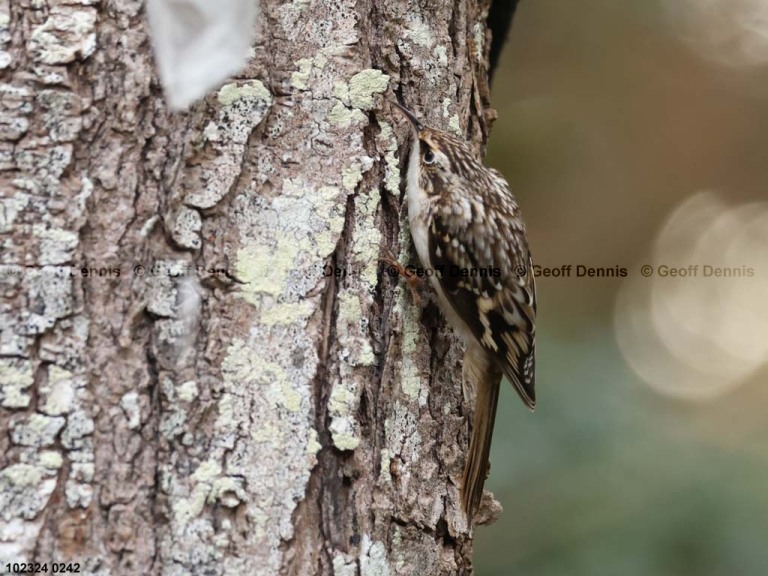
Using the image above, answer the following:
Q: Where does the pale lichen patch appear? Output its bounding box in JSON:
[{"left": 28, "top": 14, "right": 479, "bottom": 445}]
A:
[
  {"left": 177, "top": 380, "right": 199, "bottom": 402},
  {"left": 348, "top": 69, "right": 390, "bottom": 110},
  {"left": 306, "top": 428, "right": 322, "bottom": 457},
  {"left": 342, "top": 156, "right": 374, "bottom": 191},
  {"left": 260, "top": 301, "right": 313, "bottom": 326},
  {"left": 28, "top": 7, "right": 98, "bottom": 65},
  {"left": 33, "top": 224, "right": 79, "bottom": 266},
  {"left": 448, "top": 114, "right": 461, "bottom": 136},
  {"left": 0, "top": 193, "right": 29, "bottom": 233},
  {"left": 170, "top": 206, "right": 202, "bottom": 250},
  {"left": 217, "top": 80, "right": 272, "bottom": 106},
  {"left": 39, "top": 365, "right": 76, "bottom": 416},
  {"left": 333, "top": 80, "right": 350, "bottom": 104},
  {"left": 120, "top": 391, "right": 141, "bottom": 430},
  {"left": 38, "top": 451, "right": 63, "bottom": 470},
  {"left": 291, "top": 58, "right": 313, "bottom": 90},
  {"left": 349, "top": 187, "right": 382, "bottom": 290},
  {"left": 327, "top": 101, "right": 367, "bottom": 128},
  {"left": 473, "top": 22, "right": 485, "bottom": 62},
  {"left": 10, "top": 413, "right": 66, "bottom": 447},
  {"left": 236, "top": 239, "right": 292, "bottom": 302},
  {"left": 400, "top": 301, "right": 427, "bottom": 406},
  {"left": 378, "top": 449, "right": 393, "bottom": 485},
  {"left": 376, "top": 121, "right": 401, "bottom": 197},
  {"left": 186, "top": 80, "right": 272, "bottom": 209},
  {"left": 333, "top": 552, "right": 357, "bottom": 576},
  {"left": 434, "top": 45, "right": 449, "bottom": 67},
  {"left": 0, "top": 358, "right": 34, "bottom": 408},
  {"left": 405, "top": 17, "right": 436, "bottom": 48},
  {"left": 360, "top": 535, "right": 392, "bottom": 576}
]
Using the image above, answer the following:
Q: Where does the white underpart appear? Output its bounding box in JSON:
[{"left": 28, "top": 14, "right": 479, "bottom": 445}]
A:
[{"left": 406, "top": 135, "right": 474, "bottom": 341}]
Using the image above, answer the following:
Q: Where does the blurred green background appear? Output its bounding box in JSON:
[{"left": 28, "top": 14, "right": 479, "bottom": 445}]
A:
[{"left": 478, "top": 1, "right": 768, "bottom": 575}]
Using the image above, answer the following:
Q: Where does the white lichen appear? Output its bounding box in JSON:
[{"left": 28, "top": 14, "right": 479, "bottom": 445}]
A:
[
  {"left": 27, "top": 7, "right": 98, "bottom": 65},
  {"left": 39, "top": 365, "right": 76, "bottom": 416},
  {"left": 0, "top": 358, "right": 34, "bottom": 408},
  {"left": 360, "top": 536, "right": 392, "bottom": 576},
  {"left": 185, "top": 80, "right": 272, "bottom": 209},
  {"left": 120, "top": 391, "right": 141, "bottom": 430},
  {"left": 10, "top": 413, "right": 66, "bottom": 447}
]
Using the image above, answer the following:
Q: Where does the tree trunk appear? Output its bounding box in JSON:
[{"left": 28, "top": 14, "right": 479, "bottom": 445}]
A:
[{"left": 0, "top": 0, "right": 499, "bottom": 573}]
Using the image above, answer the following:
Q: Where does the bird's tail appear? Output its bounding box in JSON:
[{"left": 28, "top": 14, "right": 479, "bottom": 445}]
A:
[{"left": 461, "top": 343, "right": 503, "bottom": 522}]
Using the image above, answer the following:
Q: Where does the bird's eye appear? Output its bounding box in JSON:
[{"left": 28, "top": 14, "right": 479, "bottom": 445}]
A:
[{"left": 423, "top": 149, "right": 436, "bottom": 165}]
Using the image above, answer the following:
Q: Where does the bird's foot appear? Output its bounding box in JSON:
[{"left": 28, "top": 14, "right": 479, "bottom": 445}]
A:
[{"left": 379, "top": 252, "right": 426, "bottom": 307}]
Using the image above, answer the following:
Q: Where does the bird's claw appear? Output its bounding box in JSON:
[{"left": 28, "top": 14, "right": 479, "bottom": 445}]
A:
[{"left": 379, "top": 252, "right": 426, "bottom": 307}]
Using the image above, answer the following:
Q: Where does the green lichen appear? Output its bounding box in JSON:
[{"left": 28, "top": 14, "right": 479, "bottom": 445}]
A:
[
  {"left": 218, "top": 80, "right": 272, "bottom": 106},
  {"left": 333, "top": 81, "right": 350, "bottom": 104},
  {"left": 235, "top": 239, "right": 292, "bottom": 302},
  {"left": 348, "top": 69, "right": 389, "bottom": 110},
  {"left": 377, "top": 122, "right": 401, "bottom": 196},
  {"left": 222, "top": 339, "right": 300, "bottom": 413},
  {"left": 0, "top": 358, "right": 34, "bottom": 408},
  {"left": 281, "top": 381, "right": 302, "bottom": 412},
  {"left": 192, "top": 460, "right": 222, "bottom": 483},
  {"left": 11, "top": 413, "right": 66, "bottom": 447},
  {"left": 172, "top": 483, "right": 209, "bottom": 526},
  {"left": 220, "top": 338, "right": 256, "bottom": 382},
  {"left": 306, "top": 428, "right": 321, "bottom": 456},
  {"left": 337, "top": 291, "right": 375, "bottom": 366},
  {"left": 214, "top": 393, "right": 234, "bottom": 432},
  {"left": 3, "top": 463, "right": 43, "bottom": 486},
  {"left": 290, "top": 58, "right": 313, "bottom": 90},
  {"left": 314, "top": 185, "right": 346, "bottom": 253},
  {"left": 342, "top": 157, "right": 373, "bottom": 191},
  {"left": 39, "top": 451, "right": 63, "bottom": 469},
  {"left": 328, "top": 378, "right": 356, "bottom": 416},
  {"left": 210, "top": 477, "right": 245, "bottom": 506},
  {"left": 351, "top": 188, "right": 382, "bottom": 289},
  {"left": 314, "top": 52, "right": 328, "bottom": 69},
  {"left": 400, "top": 301, "right": 423, "bottom": 403},
  {"left": 260, "top": 301, "right": 313, "bottom": 326},
  {"left": 327, "top": 101, "right": 366, "bottom": 128},
  {"left": 252, "top": 421, "right": 282, "bottom": 443},
  {"left": 331, "top": 431, "right": 360, "bottom": 451}
]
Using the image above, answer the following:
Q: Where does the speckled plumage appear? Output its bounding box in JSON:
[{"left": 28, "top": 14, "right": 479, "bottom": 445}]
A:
[{"left": 396, "top": 103, "right": 537, "bottom": 522}]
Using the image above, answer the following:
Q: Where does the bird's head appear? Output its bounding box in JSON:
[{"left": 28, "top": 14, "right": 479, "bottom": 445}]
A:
[{"left": 391, "top": 102, "right": 479, "bottom": 185}]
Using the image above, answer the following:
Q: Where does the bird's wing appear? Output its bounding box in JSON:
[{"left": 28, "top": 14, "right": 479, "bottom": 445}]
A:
[{"left": 428, "top": 184, "right": 537, "bottom": 408}]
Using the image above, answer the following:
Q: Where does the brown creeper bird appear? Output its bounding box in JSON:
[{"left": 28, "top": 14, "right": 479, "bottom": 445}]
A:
[{"left": 392, "top": 102, "right": 537, "bottom": 522}]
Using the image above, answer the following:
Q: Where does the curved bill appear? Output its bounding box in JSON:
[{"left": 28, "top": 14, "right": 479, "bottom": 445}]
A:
[{"left": 391, "top": 101, "right": 423, "bottom": 132}]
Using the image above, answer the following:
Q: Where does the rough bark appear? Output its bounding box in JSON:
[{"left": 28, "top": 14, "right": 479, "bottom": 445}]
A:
[{"left": 0, "top": 0, "right": 499, "bottom": 573}]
